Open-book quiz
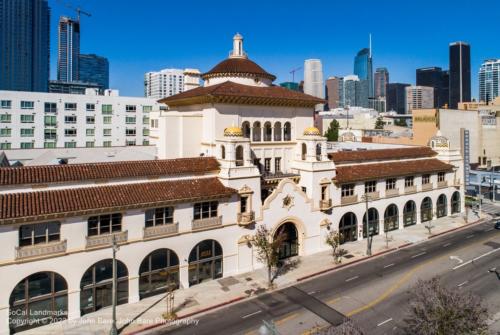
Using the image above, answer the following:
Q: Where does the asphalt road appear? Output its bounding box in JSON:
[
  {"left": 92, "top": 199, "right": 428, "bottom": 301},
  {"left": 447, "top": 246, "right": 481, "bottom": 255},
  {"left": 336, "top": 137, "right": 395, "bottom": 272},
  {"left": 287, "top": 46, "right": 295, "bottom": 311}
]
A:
[{"left": 147, "top": 220, "right": 500, "bottom": 335}]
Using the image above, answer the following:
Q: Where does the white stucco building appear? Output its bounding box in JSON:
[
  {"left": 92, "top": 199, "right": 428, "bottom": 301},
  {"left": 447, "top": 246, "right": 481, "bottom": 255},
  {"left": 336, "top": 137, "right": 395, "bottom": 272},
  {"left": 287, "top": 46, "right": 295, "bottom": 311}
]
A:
[
  {"left": 144, "top": 68, "right": 201, "bottom": 100},
  {"left": 0, "top": 34, "right": 464, "bottom": 335}
]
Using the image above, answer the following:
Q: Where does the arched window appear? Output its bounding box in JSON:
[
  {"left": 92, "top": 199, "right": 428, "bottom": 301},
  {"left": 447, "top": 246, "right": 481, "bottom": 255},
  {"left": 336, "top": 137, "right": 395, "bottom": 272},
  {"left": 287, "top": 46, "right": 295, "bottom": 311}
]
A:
[
  {"left": 252, "top": 122, "right": 261, "bottom": 142},
  {"left": 316, "top": 143, "right": 322, "bottom": 161},
  {"left": 421, "top": 197, "right": 433, "bottom": 222},
  {"left": 363, "top": 208, "right": 379, "bottom": 237},
  {"left": 403, "top": 200, "right": 417, "bottom": 226},
  {"left": 436, "top": 194, "right": 447, "bottom": 218},
  {"left": 274, "top": 122, "right": 282, "bottom": 141},
  {"left": 263, "top": 122, "right": 272, "bottom": 141},
  {"left": 275, "top": 222, "right": 298, "bottom": 259},
  {"left": 139, "top": 249, "right": 179, "bottom": 299},
  {"left": 80, "top": 259, "right": 128, "bottom": 315},
  {"left": 188, "top": 240, "right": 223, "bottom": 286},
  {"left": 235, "top": 145, "right": 244, "bottom": 166},
  {"left": 242, "top": 121, "right": 251, "bottom": 139},
  {"left": 451, "top": 191, "right": 461, "bottom": 214},
  {"left": 220, "top": 145, "right": 225, "bottom": 160},
  {"left": 10, "top": 272, "right": 68, "bottom": 333},
  {"left": 339, "top": 212, "right": 357, "bottom": 244},
  {"left": 301, "top": 143, "right": 307, "bottom": 160},
  {"left": 384, "top": 204, "right": 399, "bottom": 232},
  {"left": 284, "top": 122, "right": 291, "bottom": 141}
]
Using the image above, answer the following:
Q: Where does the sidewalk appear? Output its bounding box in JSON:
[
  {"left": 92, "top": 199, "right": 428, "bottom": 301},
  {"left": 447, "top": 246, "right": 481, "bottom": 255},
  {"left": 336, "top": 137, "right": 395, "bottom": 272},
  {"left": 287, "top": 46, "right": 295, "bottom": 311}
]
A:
[{"left": 22, "top": 211, "right": 486, "bottom": 335}]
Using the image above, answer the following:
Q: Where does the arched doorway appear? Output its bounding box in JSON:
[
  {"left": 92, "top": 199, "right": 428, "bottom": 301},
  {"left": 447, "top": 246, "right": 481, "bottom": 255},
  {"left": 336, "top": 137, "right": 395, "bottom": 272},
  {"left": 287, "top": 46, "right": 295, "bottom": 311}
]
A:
[
  {"left": 10, "top": 272, "right": 68, "bottom": 333},
  {"left": 188, "top": 240, "right": 223, "bottom": 286},
  {"left": 403, "top": 200, "right": 417, "bottom": 226},
  {"left": 275, "top": 222, "right": 298, "bottom": 260},
  {"left": 421, "top": 197, "right": 433, "bottom": 222},
  {"left": 339, "top": 212, "right": 357, "bottom": 244},
  {"left": 80, "top": 259, "right": 128, "bottom": 316},
  {"left": 139, "top": 249, "right": 179, "bottom": 299},
  {"left": 362, "top": 208, "right": 379, "bottom": 238},
  {"left": 451, "top": 191, "right": 461, "bottom": 214},
  {"left": 384, "top": 204, "right": 399, "bottom": 232},
  {"left": 436, "top": 194, "right": 447, "bottom": 218}
]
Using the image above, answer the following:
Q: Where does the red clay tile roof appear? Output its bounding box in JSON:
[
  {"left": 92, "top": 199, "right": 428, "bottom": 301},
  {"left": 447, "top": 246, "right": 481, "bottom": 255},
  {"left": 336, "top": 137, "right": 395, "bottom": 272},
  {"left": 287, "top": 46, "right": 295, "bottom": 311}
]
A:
[
  {"left": 0, "top": 157, "right": 220, "bottom": 186},
  {"left": 159, "top": 81, "right": 325, "bottom": 107},
  {"left": 329, "top": 147, "right": 437, "bottom": 164},
  {"left": 202, "top": 58, "right": 276, "bottom": 81},
  {"left": 0, "top": 178, "right": 235, "bottom": 223},
  {"left": 334, "top": 159, "right": 454, "bottom": 184}
]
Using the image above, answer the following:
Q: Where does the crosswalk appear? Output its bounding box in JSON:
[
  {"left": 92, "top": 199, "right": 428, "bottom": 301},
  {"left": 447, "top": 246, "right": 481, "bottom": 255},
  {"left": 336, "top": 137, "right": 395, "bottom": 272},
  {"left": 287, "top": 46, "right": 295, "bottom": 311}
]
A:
[{"left": 480, "top": 201, "right": 500, "bottom": 217}]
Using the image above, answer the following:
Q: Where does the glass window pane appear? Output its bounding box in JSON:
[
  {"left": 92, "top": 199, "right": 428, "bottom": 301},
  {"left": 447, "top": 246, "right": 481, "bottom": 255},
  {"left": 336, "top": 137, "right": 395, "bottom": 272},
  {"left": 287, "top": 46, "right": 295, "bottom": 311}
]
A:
[
  {"left": 11, "top": 281, "right": 25, "bottom": 303},
  {"left": 150, "top": 250, "right": 167, "bottom": 271},
  {"left": 95, "top": 261, "right": 112, "bottom": 283},
  {"left": 28, "top": 273, "right": 51, "bottom": 298},
  {"left": 198, "top": 240, "right": 213, "bottom": 260},
  {"left": 54, "top": 274, "right": 67, "bottom": 292},
  {"left": 100, "top": 215, "right": 111, "bottom": 233},
  {"left": 145, "top": 209, "right": 154, "bottom": 227},
  {"left": 54, "top": 295, "right": 68, "bottom": 321}
]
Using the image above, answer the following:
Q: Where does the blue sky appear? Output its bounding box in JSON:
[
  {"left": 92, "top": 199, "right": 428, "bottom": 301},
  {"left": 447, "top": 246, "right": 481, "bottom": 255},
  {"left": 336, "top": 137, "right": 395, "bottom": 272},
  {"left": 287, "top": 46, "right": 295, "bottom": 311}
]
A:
[{"left": 49, "top": 0, "right": 500, "bottom": 98}]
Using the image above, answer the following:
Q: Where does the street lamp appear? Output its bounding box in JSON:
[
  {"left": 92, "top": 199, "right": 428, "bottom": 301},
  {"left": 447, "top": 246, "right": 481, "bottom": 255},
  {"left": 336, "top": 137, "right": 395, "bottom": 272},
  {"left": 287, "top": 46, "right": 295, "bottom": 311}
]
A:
[
  {"left": 110, "top": 235, "right": 119, "bottom": 335},
  {"left": 361, "top": 194, "right": 372, "bottom": 256}
]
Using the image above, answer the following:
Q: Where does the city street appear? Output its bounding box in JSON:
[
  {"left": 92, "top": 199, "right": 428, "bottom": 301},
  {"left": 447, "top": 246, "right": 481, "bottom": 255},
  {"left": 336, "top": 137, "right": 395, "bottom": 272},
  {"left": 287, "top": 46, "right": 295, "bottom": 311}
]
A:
[{"left": 149, "top": 220, "right": 500, "bottom": 335}]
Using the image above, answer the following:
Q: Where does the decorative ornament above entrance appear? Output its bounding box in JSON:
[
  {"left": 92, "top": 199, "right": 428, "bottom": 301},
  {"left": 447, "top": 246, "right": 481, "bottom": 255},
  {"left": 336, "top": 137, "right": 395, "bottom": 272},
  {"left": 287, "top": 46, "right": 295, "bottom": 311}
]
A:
[{"left": 282, "top": 195, "right": 294, "bottom": 210}]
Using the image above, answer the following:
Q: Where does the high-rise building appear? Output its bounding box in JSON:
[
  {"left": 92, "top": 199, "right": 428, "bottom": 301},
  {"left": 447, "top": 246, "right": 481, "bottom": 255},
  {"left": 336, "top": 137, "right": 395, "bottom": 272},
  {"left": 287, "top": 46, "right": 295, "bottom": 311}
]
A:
[
  {"left": 374, "top": 67, "right": 389, "bottom": 98},
  {"left": 479, "top": 59, "right": 500, "bottom": 103},
  {"left": 449, "top": 41, "right": 471, "bottom": 108},
  {"left": 386, "top": 83, "right": 410, "bottom": 114},
  {"left": 303, "top": 59, "right": 324, "bottom": 99},
  {"left": 354, "top": 47, "right": 373, "bottom": 97},
  {"left": 58, "top": 16, "right": 80, "bottom": 82},
  {"left": 405, "top": 86, "right": 434, "bottom": 113},
  {"left": 342, "top": 75, "right": 359, "bottom": 107},
  {"left": 78, "top": 54, "right": 109, "bottom": 90},
  {"left": 416, "top": 67, "right": 449, "bottom": 108},
  {"left": 0, "top": 0, "right": 50, "bottom": 92},
  {"left": 144, "top": 68, "right": 200, "bottom": 100},
  {"left": 325, "top": 77, "right": 342, "bottom": 109},
  {"left": 280, "top": 82, "right": 300, "bottom": 92}
]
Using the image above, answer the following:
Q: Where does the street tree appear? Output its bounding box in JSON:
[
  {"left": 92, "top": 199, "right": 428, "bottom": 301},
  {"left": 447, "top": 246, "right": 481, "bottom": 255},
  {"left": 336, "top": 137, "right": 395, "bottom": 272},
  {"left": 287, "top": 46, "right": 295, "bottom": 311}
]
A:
[
  {"left": 251, "top": 225, "right": 286, "bottom": 287},
  {"left": 313, "top": 318, "right": 365, "bottom": 335},
  {"left": 374, "top": 116, "right": 385, "bottom": 129},
  {"left": 403, "top": 277, "right": 488, "bottom": 335},
  {"left": 325, "top": 230, "right": 348, "bottom": 264},
  {"left": 324, "top": 119, "right": 340, "bottom": 141}
]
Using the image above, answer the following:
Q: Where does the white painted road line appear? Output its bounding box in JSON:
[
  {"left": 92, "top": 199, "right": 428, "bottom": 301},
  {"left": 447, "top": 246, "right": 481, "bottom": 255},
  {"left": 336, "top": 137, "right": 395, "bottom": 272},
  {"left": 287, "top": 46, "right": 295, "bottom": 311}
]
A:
[
  {"left": 241, "top": 310, "right": 262, "bottom": 319},
  {"left": 457, "top": 280, "right": 468, "bottom": 287},
  {"left": 308, "top": 291, "right": 317, "bottom": 295},
  {"left": 384, "top": 263, "right": 395, "bottom": 268},
  {"left": 485, "top": 228, "right": 494, "bottom": 232},
  {"left": 411, "top": 252, "right": 426, "bottom": 258},
  {"left": 345, "top": 275, "right": 359, "bottom": 282},
  {"left": 443, "top": 242, "right": 452, "bottom": 247},
  {"left": 377, "top": 318, "right": 393, "bottom": 327},
  {"left": 453, "top": 247, "right": 500, "bottom": 270},
  {"left": 466, "top": 234, "right": 474, "bottom": 239}
]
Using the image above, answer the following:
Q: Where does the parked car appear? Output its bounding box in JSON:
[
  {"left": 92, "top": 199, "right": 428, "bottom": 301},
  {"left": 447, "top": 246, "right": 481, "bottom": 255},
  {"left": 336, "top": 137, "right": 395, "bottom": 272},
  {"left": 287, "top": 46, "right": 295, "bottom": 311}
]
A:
[{"left": 495, "top": 220, "right": 500, "bottom": 230}]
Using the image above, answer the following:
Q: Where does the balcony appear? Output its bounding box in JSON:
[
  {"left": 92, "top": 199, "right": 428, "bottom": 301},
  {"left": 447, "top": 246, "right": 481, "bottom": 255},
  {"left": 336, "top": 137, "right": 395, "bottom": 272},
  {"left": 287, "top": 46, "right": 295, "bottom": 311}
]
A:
[
  {"left": 143, "top": 223, "right": 178, "bottom": 239},
  {"left": 365, "top": 191, "right": 380, "bottom": 201},
  {"left": 385, "top": 188, "right": 400, "bottom": 197},
  {"left": 421, "top": 183, "right": 433, "bottom": 191},
  {"left": 404, "top": 185, "right": 417, "bottom": 194},
  {"left": 319, "top": 199, "right": 333, "bottom": 211},
  {"left": 192, "top": 216, "right": 222, "bottom": 230},
  {"left": 341, "top": 194, "right": 358, "bottom": 206},
  {"left": 16, "top": 240, "right": 67, "bottom": 260},
  {"left": 86, "top": 231, "right": 128, "bottom": 249},
  {"left": 437, "top": 180, "right": 448, "bottom": 188},
  {"left": 237, "top": 211, "right": 255, "bottom": 226}
]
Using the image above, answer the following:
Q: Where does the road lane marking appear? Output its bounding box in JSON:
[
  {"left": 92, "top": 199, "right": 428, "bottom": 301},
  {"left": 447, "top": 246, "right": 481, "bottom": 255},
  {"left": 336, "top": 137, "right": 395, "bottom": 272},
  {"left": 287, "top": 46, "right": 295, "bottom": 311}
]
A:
[
  {"left": 450, "top": 255, "right": 463, "bottom": 264},
  {"left": 308, "top": 290, "right": 317, "bottom": 294},
  {"left": 345, "top": 275, "right": 359, "bottom": 282},
  {"left": 485, "top": 228, "right": 494, "bottom": 232},
  {"left": 457, "top": 280, "right": 468, "bottom": 287},
  {"left": 241, "top": 310, "right": 261, "bottom": 319},
  {"left": 327, "top": 296, "right": 343, "bottom": 304},
  {"left": 411, "top": 252, "right": 426, "bottom": 258},
  {"left": 275, "top": 312, "right": 299, "bottom": 325},
  {"left": 453, "top": 247, "right": 500, "bottom": 270},
  {"left": 466, "top": 234, "right": 475, "bottom": 239},
  {"left": 384, "top": 263, "right": 395, "bottom": 268},
  {"left": 377, "top": 318, "right": 393, "bottom": 327},
  {"left": 443, "top": 242, "right": 452, "bottom": 247}
]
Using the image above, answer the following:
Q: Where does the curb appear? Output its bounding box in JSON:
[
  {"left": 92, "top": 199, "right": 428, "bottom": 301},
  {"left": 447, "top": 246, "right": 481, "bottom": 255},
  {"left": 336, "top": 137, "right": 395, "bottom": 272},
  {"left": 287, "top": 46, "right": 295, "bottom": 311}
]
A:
[
  {"left": 428, "top": 218, "right": 487, "bottom": 239},
  {"left": 125, "top": 296, "right": 246, "bottom": 335}
]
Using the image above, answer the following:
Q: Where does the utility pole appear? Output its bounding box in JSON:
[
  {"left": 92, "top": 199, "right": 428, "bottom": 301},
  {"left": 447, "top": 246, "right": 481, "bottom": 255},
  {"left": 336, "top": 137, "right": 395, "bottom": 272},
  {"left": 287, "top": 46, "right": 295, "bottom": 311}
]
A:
[
  {"left": 110, "top": 235, "right": 119, "bottom": 335},
  {"left": 361, "top": 194, "right": 372, "bottom": 256}
]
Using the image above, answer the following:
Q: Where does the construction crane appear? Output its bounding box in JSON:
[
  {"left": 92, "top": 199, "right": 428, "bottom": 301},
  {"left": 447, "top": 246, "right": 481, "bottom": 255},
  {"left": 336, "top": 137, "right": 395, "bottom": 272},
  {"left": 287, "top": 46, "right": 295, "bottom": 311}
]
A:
[
  {"left": 56, "top": 0, "right": 91, "bottom": 21},
  {"left": 289, "top": 66, "right": 302, "bottom": 82}
]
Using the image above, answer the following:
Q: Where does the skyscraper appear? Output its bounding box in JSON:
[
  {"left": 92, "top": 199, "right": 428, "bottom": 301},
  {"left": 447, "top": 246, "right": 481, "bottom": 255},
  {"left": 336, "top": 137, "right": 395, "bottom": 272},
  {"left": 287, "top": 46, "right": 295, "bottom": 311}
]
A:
[
  {"left": 0, "top": 0, "right": 50, "bottom": 92},
  {"left": 354, "top": 44, "right": 373, "bottom": 98},
  {"left": 78, "top": 54, "right": 109, "bottom": 89},
  {"left": 405, "top": 86, "right": 434, "bottom": 113},
  {"left": 374, "top": 67, "right": 389, "bottom": 98},
  {"left": 144, "top": 68, "right": 201, "bottom": 100},
  {"left": 386, "top": 83, "right": 410, "bottom": 114},
  {"left": 416, "top": 67, "right": 449, "bottom": 108},
  {"left": 449, "top": 41, "right": 471, "bottom": 108},
  {"left": 303, "top": 59, "right": 324, "bottom": 99},
  {"left": 325, "top": 77, "right": 342, "bottom": 109},
  {"left": 58, "top": 16, "right": 80, "bottom": 82},
  {"left": 479, "top": 59, "right": 500, "bottom": 103}
]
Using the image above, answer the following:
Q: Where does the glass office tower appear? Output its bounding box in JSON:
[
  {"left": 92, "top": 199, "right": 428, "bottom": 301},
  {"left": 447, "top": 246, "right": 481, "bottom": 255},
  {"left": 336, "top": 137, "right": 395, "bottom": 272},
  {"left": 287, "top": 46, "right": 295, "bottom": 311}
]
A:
[
  {"left": 58, "top": 16, "right": 80, "bottom": 82},
  {"left": 449, "top": 41, "right": 471, "bottom": 108},
  {"left": 354, "top": 48, "right": 373, "bottom": 99},
  {"left": 79, "top": 54, "right": 110, "bottom": 90}
]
